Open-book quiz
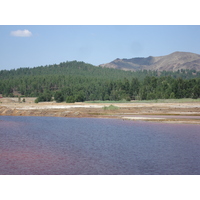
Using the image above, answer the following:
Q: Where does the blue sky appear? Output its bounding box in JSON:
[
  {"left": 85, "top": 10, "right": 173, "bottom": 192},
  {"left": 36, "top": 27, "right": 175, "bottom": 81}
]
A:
[{"left": 1, "top": 25, "right": 200, "bottom": 70}]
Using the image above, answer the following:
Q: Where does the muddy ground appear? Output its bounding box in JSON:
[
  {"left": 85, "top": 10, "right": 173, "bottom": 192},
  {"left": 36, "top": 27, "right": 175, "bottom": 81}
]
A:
[{"left": 1, "top": 97, "right": 200, "bottom": 124}]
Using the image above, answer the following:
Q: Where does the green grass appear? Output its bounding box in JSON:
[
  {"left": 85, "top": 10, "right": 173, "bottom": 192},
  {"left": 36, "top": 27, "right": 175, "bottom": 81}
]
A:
[
  {"left": 103, "top": 105, "right": 119, "bottom": 110},
  {"left": 133, "top": 98, "right": 200, "bottom": 103},
  {"left": 85, "top": 100, "right": 131, "bottom": 103},
  {"left": 86, "top": 98, "right": 200, "bottom": 104}
]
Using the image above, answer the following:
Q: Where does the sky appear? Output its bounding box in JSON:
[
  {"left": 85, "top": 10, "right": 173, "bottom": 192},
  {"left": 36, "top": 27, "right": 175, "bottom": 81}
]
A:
[{"left": 1, "top": 25, "right": 200, "bottom": 70}]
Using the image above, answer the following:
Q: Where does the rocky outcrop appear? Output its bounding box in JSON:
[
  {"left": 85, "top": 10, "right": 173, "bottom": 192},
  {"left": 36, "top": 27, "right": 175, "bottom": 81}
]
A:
[{"left": 100, "top": 51, "right": 200, "bottom": 72}]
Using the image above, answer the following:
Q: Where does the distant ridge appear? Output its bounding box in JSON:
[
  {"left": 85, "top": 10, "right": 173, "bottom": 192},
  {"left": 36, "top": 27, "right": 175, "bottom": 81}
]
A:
[{"left": 100, "top": 52, "right": 200, "bottom": 71}]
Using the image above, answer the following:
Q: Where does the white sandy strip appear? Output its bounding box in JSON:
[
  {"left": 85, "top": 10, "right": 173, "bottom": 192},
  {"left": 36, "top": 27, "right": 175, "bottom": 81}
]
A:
[
  {"left": 18, "top": 105, "right": 104, "bottom": 110},
  {"left": 168, "top": 104, "right": 200, "bottom": 108},
  {"left": 122, "top": 117, "right": 166, "bottom": 120}
]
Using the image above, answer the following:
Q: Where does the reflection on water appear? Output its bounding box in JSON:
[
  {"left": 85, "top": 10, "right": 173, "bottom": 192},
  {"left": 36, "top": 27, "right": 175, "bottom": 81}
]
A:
[{"left": 0, "top": 116, "right": 200, "bottom": 175}]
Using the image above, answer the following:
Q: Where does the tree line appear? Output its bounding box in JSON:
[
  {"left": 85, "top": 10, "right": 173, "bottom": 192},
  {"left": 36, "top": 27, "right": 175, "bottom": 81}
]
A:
[{"left": 0, "top": 61, "right": 200, "bottom": 102}]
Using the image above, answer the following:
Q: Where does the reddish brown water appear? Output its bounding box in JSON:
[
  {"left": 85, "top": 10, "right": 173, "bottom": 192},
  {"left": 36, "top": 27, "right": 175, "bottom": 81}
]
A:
[{"left": 0, "top": 116, "right": 200, "bottom": 175}]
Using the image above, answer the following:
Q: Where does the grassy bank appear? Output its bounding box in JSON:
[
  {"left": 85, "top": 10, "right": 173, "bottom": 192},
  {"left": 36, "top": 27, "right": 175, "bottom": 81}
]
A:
[
  {"left": 86, "top": 98, "right": 200, "bottom": 104},
  {"left": 133, "top": 98, "right": 200, "bottom": 103},
  {"left": 1, "top": 97, "right": 200, "bottom": 105},
  {"left": 85, "top": 100, "right": 130, "bottom": 103}
]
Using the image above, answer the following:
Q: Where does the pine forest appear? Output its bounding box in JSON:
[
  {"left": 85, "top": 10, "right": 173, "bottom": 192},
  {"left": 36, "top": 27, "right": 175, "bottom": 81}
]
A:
[{"left": 0, "top": 61, "right": 200, "bottom": 102}]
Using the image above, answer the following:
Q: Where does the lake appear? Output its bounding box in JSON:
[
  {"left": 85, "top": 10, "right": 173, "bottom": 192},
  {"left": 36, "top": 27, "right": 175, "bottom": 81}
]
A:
[{"left": 0, "top": 116, "right": 200, "bottom": 175}]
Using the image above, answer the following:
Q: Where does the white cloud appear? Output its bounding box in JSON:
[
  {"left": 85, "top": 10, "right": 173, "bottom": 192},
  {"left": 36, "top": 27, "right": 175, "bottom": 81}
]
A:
[{"left": 10, "top": 29, "right": 32, "bottom": 37}]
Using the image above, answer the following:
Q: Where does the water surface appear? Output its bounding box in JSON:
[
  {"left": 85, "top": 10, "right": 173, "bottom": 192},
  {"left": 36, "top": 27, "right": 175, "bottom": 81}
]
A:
[{"left": 0, "top": 116, "right": 200, "bottom": 175}]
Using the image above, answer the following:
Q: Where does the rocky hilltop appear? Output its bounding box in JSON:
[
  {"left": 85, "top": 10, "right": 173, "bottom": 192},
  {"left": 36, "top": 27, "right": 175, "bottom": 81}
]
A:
[{"left": 100, "top": 51, "right": 200, "bottom": 71}]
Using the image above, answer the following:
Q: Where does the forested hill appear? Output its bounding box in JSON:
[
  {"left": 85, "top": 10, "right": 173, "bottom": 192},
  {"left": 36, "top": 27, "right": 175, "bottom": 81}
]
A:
[
  {"left": 0, "top": 61, "right": 138, "bottom": 80},
  {"left": 1, "top": 60, "right": 200, "bottom": 80},
  {"left": 0, "top": 60, "right": 200, "bottom": 101}
]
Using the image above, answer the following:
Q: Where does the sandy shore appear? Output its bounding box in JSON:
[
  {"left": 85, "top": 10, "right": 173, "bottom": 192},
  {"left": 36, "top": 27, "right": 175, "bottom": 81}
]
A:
[{"left": 1, "top": 97, "right": 200, "bottom": 124}]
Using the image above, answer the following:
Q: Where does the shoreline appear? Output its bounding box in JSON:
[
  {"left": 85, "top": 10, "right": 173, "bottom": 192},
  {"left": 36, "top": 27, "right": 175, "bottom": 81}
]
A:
[{"left": 1, "top": 98, "right": 200, "bottom": 124}]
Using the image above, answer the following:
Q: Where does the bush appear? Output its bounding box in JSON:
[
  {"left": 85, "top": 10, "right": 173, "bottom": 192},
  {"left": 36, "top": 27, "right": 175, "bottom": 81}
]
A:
[
  {"left": 35, "top": 90, "right": 52, "bottom": 103},
  {"left": 35, "top": 98, "right": 39, "bottom": 103},
  {"left": 125, "top": 96, "right": 131, "bottom": 101},
  {"left": 103, "top": 105, "right": 119, "bottom": 111},
  {"left": 66, "top": 96, "right": 75, "bottom": 103},
  {"left": 54, "top": 91, "right": 64, "bottom": 102},
  {"left": 74, "top": 92, "right": 85, "bottom": 102}
]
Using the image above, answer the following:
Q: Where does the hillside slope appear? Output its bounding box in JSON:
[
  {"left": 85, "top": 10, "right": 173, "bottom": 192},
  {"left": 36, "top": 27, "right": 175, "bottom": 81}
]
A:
[
  {"left": 1, "top": 59, "right": 200, "bottom": 100},
  {"left": 100, "top": 52, "right": 200, "bottom": 71}
]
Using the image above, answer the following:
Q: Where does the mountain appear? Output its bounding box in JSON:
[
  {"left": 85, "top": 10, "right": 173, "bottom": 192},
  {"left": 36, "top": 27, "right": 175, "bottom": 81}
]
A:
[{"left": 100, "top": 52, "right": 200, "bottom": 72}]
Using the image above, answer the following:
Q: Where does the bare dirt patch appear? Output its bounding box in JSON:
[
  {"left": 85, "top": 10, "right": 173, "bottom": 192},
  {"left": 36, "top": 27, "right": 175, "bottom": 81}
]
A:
[{"left": 1, "top": 98, "right": 200, "bottom": 124}]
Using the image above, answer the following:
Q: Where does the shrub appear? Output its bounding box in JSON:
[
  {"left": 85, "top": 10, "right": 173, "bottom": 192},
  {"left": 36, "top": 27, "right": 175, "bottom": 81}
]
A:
[
  {"left": 103, "top": 105, "right": 119, "bottom": 111},
  {"left": 35, "top": 98, "right": 39, "bottom": 103},
  {"left": 66, "top": 96, "right": 75, "bottom": 103},
  {"left": 125, "top": 96, "right": 131, "bottom": 101},
  {"left": 35, "top": 91, "right": 52, "bottom": 103},
  {"left": 54, "top": 91, "right": 64, "bottom": 102}
]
